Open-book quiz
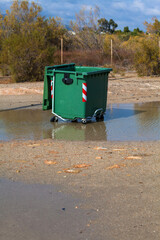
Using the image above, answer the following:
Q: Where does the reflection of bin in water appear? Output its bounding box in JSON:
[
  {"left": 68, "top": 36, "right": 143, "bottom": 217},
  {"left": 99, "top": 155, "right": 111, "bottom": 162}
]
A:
[
  {"left": 52, "top": 122, "right": 107, "bottom": 141},
  {"left": 43, "top": 63, "right": 112, "bottom": 123}
]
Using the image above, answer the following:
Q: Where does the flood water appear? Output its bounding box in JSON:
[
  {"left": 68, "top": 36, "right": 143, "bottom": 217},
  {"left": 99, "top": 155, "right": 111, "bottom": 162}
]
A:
[
  {"left": 0, "top": 178, "right": 92, "bottom": 240},
  {"left": 0, "top": 102, "right": 160, "bottom": 141}
]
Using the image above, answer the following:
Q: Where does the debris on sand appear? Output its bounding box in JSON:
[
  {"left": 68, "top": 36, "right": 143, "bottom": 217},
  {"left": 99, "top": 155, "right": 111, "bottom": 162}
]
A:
[
  {"left": 112, "top": 148, "right": 126, "bottom": 151},
  {"left": 94, "top": 147, "right": 107, "bottom": 150},
  {"left": 44, "top": 160, "right": 57, "bottom": 165},
  {"left": 63, "top": 169, "right": 82, "bottom": 174},
  {"left": 106, "top": 164, "right": 126, "bottom": 170},
  {"left": 73, "top": 164, "right": 91, "bottom": 168},
  {"left": 125, "top": 156, "right": 142, "bottom": 160},
  {"left": 95, "top": 156, "right": 103, "bottom": 159}
]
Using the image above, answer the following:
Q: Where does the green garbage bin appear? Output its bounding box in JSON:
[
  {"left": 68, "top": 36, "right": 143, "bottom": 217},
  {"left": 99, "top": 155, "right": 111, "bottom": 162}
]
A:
[{"left": 43, "top": 63, "right": 112, "bottom": 123}]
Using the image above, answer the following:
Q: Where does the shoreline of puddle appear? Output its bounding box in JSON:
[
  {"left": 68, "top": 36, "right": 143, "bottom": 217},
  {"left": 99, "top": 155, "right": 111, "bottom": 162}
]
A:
[{"left": 0, "top": 101, "right": 160, "bottom": 142}]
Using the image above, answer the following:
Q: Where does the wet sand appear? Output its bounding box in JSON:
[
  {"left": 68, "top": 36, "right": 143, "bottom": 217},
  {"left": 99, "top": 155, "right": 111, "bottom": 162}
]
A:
[{"left": 0, "top": 74, "right": 160, "bottom": 240}]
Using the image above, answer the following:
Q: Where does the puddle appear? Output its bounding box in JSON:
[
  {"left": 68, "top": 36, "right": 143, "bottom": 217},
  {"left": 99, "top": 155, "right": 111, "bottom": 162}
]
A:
[
  {"left": 0, "top": 178, "right": 91, "bottom": 240},
  {"left": 0, "top": 102, "right": 160, "bottom": 141}
]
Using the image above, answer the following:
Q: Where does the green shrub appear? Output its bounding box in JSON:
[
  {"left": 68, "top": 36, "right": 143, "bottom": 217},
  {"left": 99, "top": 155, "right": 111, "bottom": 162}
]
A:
[
  {"left": 134, "top": 36, "right": 160, "bottom": 76},
  {"left": 104, "top": 34, "right": 134, "bottom": 68},
  {"left": 2, "top": 32, "right": 56, "bottom": 82},
  {"left": 0, "top": 0, "right": 65, "bottom": 82}
]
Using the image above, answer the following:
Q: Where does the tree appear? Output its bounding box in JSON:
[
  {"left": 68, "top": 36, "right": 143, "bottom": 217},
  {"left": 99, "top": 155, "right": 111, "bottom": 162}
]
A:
[
  {"left": 70, "top": 6, "right": 103, "bottom": 50},
  {"left": 98, "top": 18, "right": 108, "bottom": 32},
  {"left": 98, "top": 18, "right": 118, "bottom": 33},
  {"left": 108, "top": 19, "right": 118, "bottom": 33},
  {"left": 132, "top": 27, "right": 143, "bottom": 36},
  {"left": 144, "top": 17, "right": 160, "bottom": 35},
  {"left": 0, "top": 12, "right": 3, "bottom": 49},
  {"left": 123, "top": 26, "right": 130, "bottom": 33},
  {"left": 0, "top": 0, "right": 66, "bottom": 81}
]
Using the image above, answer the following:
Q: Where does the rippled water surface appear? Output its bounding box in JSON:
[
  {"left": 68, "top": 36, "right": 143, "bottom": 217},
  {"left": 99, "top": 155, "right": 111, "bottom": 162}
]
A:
[{"left": 0, "top": 102, "right": 160, "bottom": 141}]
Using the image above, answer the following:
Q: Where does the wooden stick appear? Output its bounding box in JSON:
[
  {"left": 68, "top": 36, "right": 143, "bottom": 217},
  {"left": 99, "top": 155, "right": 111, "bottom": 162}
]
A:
[
  {"left": 61, "top": 38, "right": 63, "bottom": 64},
  {"left": 111, "top": 38, "right": 113, "bottom": 65}
]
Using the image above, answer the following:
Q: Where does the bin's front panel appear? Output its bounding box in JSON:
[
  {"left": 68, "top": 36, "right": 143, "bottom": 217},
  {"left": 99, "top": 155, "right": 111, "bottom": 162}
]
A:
[
  {"left": 86, "top": 73, "right": 108, "bottom": 116},
  {"left": 53, "top": 72, "right": 86, "bottom": 119}
]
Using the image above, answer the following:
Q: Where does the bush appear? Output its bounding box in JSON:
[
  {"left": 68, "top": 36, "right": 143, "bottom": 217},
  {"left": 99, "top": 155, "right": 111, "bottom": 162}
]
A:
[
  {"left": 1, "top": 32, "right": 56, "bottom": 82},
  {"left": 61, "top": 50, "right": 108, "bottom": 66},
  {"left": 0, "top": 0, "right": 65, "bottom": 82},
  {"left": 134, "top": 36, "right": 160, "bottom": 76},
  {"left": 104, "top": 34, "right": 134, "bottom": 68}
]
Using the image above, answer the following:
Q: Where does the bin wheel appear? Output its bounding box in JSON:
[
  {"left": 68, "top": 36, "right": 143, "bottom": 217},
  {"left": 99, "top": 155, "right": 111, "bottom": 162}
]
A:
[
  {"left": 55, "top": 117, "right": 58, "bottom": 122},
  {"left": 50, "top": 116, "right": 58, "bottom": 122},
  {"left": 71, "top": 119, "right": 77, "bottom": 122},
  {"left": 96, "top": 114, "right": 104, "bottom": 122},
  {"left": 81, "top": 118, "right": 87, "bottom": 124}
]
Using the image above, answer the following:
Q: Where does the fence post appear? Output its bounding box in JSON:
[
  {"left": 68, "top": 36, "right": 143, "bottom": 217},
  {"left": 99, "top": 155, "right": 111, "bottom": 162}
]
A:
[
  {"left": 61, "top": 37, "right": 63, "bottom": 64},
  {"left": 159, "top": 38, "right": 160, "bottom": 59},
  {"left": 111, "top": 38, "right": 113, "bottom": 65}
]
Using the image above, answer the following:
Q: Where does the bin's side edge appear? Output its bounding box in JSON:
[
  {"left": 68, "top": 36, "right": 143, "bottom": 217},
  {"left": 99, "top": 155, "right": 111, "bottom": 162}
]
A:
[
  {"left": 46, "top": 63, "right": 75, "bottom": 71},
  {"left": 85, "top": 68, "right": 112, "bottom": 75},
  {"left": 42, "top": 67, "right": 52, "bottom": 110}
]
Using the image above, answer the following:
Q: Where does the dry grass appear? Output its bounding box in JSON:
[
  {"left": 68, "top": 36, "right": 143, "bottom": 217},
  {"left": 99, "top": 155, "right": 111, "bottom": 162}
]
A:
[
  {"left": 54, "top": 49, "right": 134, "bottom": 73},
  {"left": 54, "top": 50, "right": 110, "bottom": 66}
]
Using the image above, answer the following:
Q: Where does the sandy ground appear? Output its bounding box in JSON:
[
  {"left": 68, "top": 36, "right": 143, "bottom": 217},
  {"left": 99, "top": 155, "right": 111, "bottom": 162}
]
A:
[
  {"left": 0, "top": 73, "right": 160, "bottom": 111},
  {"left": 0, "top": 73, "right": 160, "bottom": 240}
]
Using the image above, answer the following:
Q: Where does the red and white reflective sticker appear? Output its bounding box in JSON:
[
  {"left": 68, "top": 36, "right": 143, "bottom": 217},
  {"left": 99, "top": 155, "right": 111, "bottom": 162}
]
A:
[
  {"left": 51, "top": 80, "right": 53, "bottom": 99},
  {"left": 82, "top": 83, "right": 87, "bottom": 102}
]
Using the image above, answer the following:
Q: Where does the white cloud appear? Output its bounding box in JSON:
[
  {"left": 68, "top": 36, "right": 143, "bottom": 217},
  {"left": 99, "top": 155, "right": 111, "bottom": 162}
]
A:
[
  {"left": 0, "top": 0, "right": 11, "bottom": 2},
  {"left": 132, "top": 0, "right": 160, "bottom": 15},
  {"left": 81, "top": 5, "right": 93, "bottom": 11},
  {"left": 112, "top": 0, "right": 160, "bottom": 16},
  {"left": 1, "top": 0, "right": 160, "bottom": 29},
  {"left": 112, "top": 1, "right": 128, "bottom": 10},
  {"left": 133, "top": 0, "right": 144, "bottom": 11},
  {"left": 146, "top": 8, "right": 160, "bottom": 16}
]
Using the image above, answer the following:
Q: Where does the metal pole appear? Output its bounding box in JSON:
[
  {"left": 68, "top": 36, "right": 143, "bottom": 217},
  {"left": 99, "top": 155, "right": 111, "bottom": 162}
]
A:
[
  {"left": 159, "top": 38, "right": 160, "bottom": 59},
  {"left": 111, "top": 38, "right": 113, "bottom": 66},
  {"left": 61, "top": 38, "right": 63, "bottom": 64}
]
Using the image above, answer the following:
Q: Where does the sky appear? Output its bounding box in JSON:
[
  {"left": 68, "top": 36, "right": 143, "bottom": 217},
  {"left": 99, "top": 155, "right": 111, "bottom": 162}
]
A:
[{"left": 0, "top": 0, "right": 160, "bottom": 31}]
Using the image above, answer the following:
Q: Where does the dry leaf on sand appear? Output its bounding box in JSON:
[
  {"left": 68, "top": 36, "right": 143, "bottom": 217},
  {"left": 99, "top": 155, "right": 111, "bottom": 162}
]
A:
[
  {"left": 44, "top": 160, "right": 57, "bottom": 165},
  {"left": 95, "top": 156, "right": 102, "bottom": 159},
  {"left": 94, "top": 147, "right": 107, "bottom": 150},
  {"left": 112, "top": 148, "right": 126, "bottom": 151},
  {"left": 27, "top": 144, "right": 40, "bottom": 147},
  {"left": 125, "top": 156, "right": 142, "bottom": 160},
  {"left": 73, "top": 164, "right": 91, "bottom": 168},
  {"left": 64, "top": 169, "right": 81, "bottom": 174},
  {"left": 106, "top": 164, "right": 126, "bottom": 170},
  {"left": 48, "top": 150, "right": 59, "bottom": 154}
]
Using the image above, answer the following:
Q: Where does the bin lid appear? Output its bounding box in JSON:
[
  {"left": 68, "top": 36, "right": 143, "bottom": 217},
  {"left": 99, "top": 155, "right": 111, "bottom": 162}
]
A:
[{"left": 46, "top": 63, "right": 112, "bottom": 76}]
